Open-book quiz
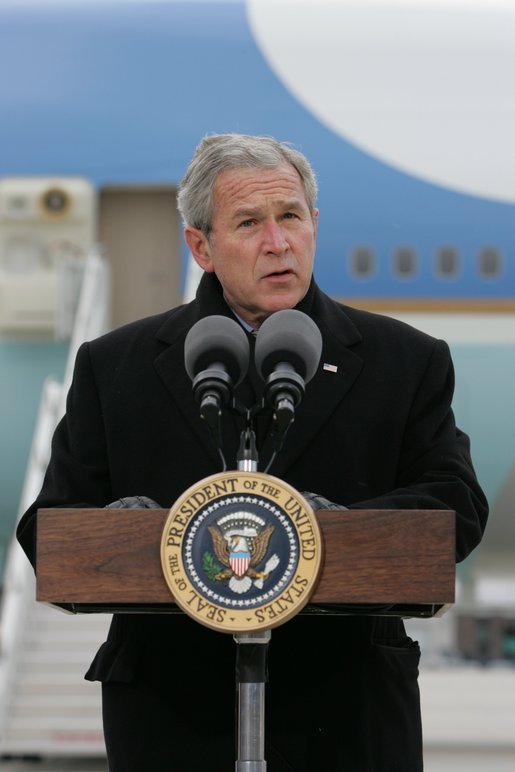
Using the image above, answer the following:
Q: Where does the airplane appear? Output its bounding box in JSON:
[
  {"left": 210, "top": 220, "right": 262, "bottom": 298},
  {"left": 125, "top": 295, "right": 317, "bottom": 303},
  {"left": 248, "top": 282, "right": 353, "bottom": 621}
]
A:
[{"left": 0, "top": 0, "right": 514, "bottom": 665}]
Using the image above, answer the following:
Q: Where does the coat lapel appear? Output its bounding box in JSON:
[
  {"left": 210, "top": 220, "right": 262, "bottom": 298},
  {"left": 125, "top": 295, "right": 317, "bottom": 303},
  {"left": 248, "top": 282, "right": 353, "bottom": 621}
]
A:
[
  {"left": 259, "top": 293, "right": 364, "bottom": 478},
  {"left": 152, "top": 276, "right": 244, "bottom": 469},
  {"left": 152, "top": 306, "right": 218, "bottom": 466}
]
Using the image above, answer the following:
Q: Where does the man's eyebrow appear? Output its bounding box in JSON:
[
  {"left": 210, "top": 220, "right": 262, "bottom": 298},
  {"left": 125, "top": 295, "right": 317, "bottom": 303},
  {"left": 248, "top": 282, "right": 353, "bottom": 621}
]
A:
[
  {"left": 231, "top": 206, "right": 261, "bottom": 221},
  {"left": 280, "top": 199, "right": 306, "bottom": 212},
  {"left": 231, "top": 200, "right": 306, "bottom": 220}
]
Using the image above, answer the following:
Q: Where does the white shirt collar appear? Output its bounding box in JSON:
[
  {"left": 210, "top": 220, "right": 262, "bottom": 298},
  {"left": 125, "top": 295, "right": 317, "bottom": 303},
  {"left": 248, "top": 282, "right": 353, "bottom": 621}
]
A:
[{"left": 223, "top": 296, "right": 254, "bottom": 333}]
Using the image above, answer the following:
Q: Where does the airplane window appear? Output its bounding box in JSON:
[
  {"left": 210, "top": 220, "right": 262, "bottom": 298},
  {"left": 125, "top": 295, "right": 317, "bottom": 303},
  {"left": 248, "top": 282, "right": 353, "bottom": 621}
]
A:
[
  {"left": 436, "top": 247, "right": 460, "bottom": 277},
  {"left": 478, "top": 247, "right": 502, "bottom": 277},
  {"left": 393, "top": 247, "right": 417, "bottom": 276},
  {"left": 349, "top": 246, "right": 375, "bottom": 277}
]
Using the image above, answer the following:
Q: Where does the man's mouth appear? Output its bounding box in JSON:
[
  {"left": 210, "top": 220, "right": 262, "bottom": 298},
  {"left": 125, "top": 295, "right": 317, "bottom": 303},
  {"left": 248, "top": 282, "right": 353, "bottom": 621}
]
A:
[{"left": 265, "top": 269, "right": 294, "bottom": 279}]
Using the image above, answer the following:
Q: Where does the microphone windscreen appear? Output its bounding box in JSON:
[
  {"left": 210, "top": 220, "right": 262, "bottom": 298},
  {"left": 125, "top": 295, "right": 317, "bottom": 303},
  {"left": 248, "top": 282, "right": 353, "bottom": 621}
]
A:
[
  {"left": 254, "top": 309, "right": 322, "bottom": 383},
  {"left": 184, "top": 315, "right": 250, "bottom": 386}
]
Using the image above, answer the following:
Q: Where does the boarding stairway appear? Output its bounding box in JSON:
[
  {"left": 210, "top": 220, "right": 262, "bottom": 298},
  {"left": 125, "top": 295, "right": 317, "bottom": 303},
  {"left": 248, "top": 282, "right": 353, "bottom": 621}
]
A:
[{"left": 0, "top": 252, "right": 110, "bottom": 757}]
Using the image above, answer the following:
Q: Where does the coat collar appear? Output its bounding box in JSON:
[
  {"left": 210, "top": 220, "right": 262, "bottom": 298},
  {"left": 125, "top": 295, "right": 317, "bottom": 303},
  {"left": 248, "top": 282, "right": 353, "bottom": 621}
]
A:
[{"left": 152, "top": 272, "right": 364, "bottom": 475}]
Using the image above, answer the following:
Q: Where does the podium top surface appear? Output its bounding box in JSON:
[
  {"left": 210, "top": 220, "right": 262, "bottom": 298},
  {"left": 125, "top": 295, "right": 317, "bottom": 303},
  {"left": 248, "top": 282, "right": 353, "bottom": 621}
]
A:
[{"left": 36, "top": 507, "right": 455, "bottom": 617}]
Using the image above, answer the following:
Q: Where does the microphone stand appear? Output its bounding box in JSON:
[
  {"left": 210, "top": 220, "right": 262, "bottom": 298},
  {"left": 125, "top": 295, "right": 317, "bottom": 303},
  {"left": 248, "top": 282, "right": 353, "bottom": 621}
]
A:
[
  {"left": 203, "top": 397, "right": 295, "bottom": 770},
  {"left": 234, "top": 417, "right": 270, "bottom": 772}
]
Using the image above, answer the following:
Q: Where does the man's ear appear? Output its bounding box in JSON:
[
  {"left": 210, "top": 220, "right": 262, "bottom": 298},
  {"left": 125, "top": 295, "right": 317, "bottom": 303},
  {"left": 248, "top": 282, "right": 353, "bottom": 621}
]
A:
[
  {"left": 312, "top": 208, "right": 319, "bottom": 239},
  {"left": 184, "top": 226, "right": 214, "bottom": 273}
]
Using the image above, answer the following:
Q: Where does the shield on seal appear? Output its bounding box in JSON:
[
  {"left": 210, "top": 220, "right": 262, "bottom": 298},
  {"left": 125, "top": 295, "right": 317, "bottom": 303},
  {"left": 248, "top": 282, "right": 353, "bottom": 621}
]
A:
[{"left": 230, "top": 551, "right": 251, "bottom": 577}]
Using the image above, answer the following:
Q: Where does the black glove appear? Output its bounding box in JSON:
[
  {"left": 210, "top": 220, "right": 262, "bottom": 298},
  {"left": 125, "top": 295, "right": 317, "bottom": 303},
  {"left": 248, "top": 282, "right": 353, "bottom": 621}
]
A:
[
  {"left": 301, "top": 491, "right": 348, "bottom": 510},
  {"left": 105, "top": 495, "right": 162, "bottom": 509}
]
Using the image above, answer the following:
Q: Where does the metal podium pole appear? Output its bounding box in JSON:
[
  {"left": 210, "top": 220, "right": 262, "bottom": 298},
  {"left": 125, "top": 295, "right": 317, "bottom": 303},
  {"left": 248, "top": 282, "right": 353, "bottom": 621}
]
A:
[
  {"left": 234, "top": 629, "right": 272, "bottom": 772},
  {"left": 233, "top": 430, "right": 270, "bottom": 770}
]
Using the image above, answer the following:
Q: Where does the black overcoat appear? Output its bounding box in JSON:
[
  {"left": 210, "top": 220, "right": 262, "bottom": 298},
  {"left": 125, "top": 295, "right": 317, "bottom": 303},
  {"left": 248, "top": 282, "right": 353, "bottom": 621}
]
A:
[{"left": 17, "top": 273, "right": 488, "bottom": 772}]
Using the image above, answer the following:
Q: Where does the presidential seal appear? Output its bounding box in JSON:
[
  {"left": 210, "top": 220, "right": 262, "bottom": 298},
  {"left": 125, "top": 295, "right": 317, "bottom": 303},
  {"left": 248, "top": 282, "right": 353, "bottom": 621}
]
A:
[{"left": 161, "top": 471, "right": 323, "bottom": 633}]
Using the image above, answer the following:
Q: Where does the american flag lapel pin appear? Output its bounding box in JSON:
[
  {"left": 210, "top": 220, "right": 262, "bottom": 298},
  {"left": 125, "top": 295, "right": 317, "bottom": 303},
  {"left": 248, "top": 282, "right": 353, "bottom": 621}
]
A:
[{"left": 323, "top": 363, "right": 338, "bottom": 373}]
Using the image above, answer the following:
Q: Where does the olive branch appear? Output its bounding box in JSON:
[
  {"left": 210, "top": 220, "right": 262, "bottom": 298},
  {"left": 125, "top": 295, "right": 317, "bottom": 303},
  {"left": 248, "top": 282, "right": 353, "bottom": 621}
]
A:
[{"left": 203, "top": 551, "right": 223, "bottom": 581}]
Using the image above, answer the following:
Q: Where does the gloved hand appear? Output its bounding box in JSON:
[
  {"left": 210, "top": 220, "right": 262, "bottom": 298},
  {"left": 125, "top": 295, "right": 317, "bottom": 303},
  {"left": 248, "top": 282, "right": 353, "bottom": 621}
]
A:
[
  {"left": 301, "top": 491, "right": 348, "bottom": 510},
  {"left": 105, "top": 495, "right": 162, "bottom": 509}
]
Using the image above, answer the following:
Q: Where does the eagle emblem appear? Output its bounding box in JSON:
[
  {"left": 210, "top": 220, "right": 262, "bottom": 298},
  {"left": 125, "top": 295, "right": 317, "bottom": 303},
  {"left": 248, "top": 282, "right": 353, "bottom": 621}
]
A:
[{"left": 206, "top": 511, "right": 280, "bottom": 595}]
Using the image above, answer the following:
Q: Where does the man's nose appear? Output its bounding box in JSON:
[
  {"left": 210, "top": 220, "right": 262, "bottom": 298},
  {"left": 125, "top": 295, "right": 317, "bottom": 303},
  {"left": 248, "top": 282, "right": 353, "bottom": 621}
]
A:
[{"left": 263, "top": 220, "right": 289, "bottom": 254}]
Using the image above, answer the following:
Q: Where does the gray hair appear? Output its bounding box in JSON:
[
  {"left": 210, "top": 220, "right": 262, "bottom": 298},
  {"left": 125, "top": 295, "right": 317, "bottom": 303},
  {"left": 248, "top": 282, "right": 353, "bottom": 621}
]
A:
[{"left": 177, "top": 133, "right": 318, "bottom": 236}]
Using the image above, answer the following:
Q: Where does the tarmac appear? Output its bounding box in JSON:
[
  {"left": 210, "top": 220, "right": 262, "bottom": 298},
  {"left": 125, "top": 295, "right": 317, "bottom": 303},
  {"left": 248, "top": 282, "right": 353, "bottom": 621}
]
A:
[{"left": 2, "top": 750, "right": 515, "bottom": 771}]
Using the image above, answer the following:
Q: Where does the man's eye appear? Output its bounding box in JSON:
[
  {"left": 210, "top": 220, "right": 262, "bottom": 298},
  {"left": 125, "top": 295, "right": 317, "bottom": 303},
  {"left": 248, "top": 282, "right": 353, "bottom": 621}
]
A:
[
  {"left": 239, "top": 219, "right": 254, "bottom": 228},
  {"left": 283, "top": 212, "right": 298, "bottom": 220}
]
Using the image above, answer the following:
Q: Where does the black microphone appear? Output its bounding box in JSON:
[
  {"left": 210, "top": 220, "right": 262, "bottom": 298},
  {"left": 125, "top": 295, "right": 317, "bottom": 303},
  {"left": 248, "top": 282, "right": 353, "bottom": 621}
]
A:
[
  {"left": 184, "top": 315, "right": 250, "bottom": 427},
  {"left": 254, "top": 309, "right": 322, "bottom": 433}
]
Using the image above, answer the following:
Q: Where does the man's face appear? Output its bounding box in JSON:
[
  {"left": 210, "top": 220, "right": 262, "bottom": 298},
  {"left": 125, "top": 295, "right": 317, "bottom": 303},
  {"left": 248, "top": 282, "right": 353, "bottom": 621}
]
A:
[{"left": 185, "top": 163, "right": 318, "bottom": 328}]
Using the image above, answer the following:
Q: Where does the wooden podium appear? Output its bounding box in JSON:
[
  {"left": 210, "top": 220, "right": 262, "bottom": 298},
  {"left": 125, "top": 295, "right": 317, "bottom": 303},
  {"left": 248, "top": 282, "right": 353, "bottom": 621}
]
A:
[
  {"left": 36, "top": 507, "right": 455, "bottom": 617},
  {"left": 36, "top": 505, "right": 455, "bottom": 771}
]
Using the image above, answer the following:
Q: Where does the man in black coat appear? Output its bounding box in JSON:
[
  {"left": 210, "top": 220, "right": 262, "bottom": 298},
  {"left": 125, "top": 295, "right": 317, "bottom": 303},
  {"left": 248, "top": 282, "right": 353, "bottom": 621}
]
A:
[{"left": 17, "top": 134, "right": 488, "bottom": 771}]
